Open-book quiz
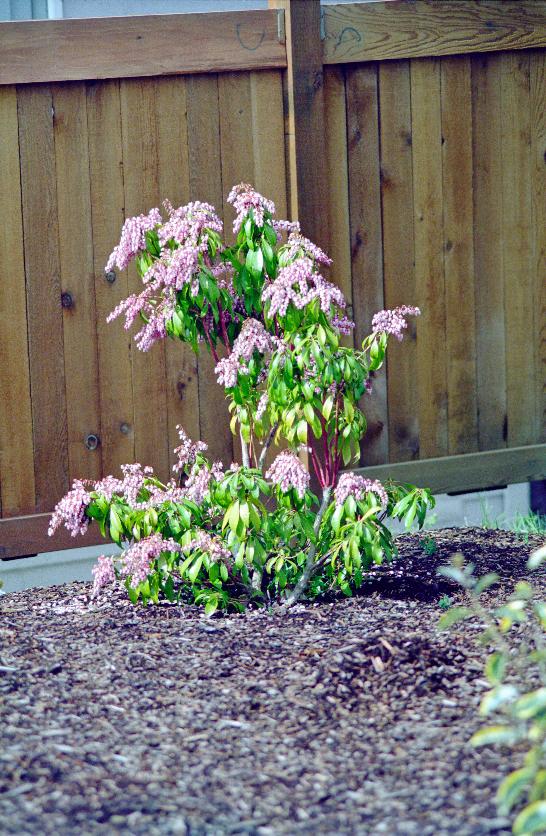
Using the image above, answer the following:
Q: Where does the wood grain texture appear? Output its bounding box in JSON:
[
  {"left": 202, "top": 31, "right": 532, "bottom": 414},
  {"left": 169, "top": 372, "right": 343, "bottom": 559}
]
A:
[
  {"left": 17, "top": 84, "right": 69, "bottom": 512},
  {"left": 530, "top": 52, "right": 546, "bottom": 444},
  {"left": 186, "top": 74, "right": 233, "bottom": 466},
  {"left": 500, "top": 53, "right": 535, "bottom": 448},
  {"left": 378, "top": 59, "right": 419, "bottom": 463},
  {"left": 323, "top": 1, "right": 546, "bottom": 65},
  {"left": 346, "top": 64, "right": 388, "bottom": 466},
  {"left": 440, "top": 56, "right": 478, "bottom": 455},
  {"left": 120, "top": 78, "right": 170, "bottom": 480},
  {"left": 410, "top": 58, "right": 448, "bottom": 459},
  {"left": 52, "top": 82, "right": 102, "bottom": 484},
  {"left": 86, "top": 79, "right": 135, "bottom": 477},
  {"left": 0, "top": 87, "right": 36, "bottom": 516},
  {"left": 154, "top": 75, "right": 201, "bottom": 471},
  {"left": 471, "top": 53, "right": 507, "bottom": 451},
  {"left": 323, "top": 66, "right": 353, "bottom": 346},
  {"left": 250, "top": 70, "right": 288, "bottom": 220},
  {"left": 356, "top": 443, "right": 546, "bottom": 496},
  {"left": 0, "top": 10, "right": 286, "bottom": 85}
]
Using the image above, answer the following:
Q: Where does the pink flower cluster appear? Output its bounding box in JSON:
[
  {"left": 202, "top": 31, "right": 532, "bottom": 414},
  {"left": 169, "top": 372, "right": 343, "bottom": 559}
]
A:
[
  {"left": 106, "top": 208, "right": 162, "bottom": 273},
  {"left": 282, "top": 232, "right": 332, "bottom": 267},
  {"left": 91, "top": 555, "right": 116, "bottom": 596},
  {"left": 158, "top": 200, "right": 222, "bottom": 247},
  {"left": 331, "top": 314, "right": 355, "bottom": 336},
  {"left": 173, "top": 425, "right": 208, "bottom": 474},
  {"left": 182, "top": 531, "right": 231, "bottom": 564},
  {"left": 371, "top": 306, "right": 420, "bottom": 341},
  {"left": 273, "top": 219, "right": 300, "bottom": 236},
  {"left": 262, "top": 257, "right": 346, "bottom": 320},
  {"left": 334, "top": 473, "right": 388, "bottom": 510},
  {"left": 107, "top": 200, "right": 225, "bottom": 352},
  {"left": 48, "top": 479, "right": 91, "bottom": 538},
  {"left": 227, "top": 183, "right": 275, "bottom": 233},
  {"left": 266, "top": 451, "right": 310, "bottom": 499},
  {"left": 121, "top": 534, "right": 182, "bottom": 589},
  {"left": 215, "top": 318, "right": 275, "bottom": 388}
]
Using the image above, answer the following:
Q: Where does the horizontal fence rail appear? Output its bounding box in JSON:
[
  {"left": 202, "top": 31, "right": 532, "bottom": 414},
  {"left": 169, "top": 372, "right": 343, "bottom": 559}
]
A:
[
  {"left": 0, "top": 0, "right": 545, "bottom": 558},
  {"left": 0, "top": 9, "right": 287, "bottom": 85}
]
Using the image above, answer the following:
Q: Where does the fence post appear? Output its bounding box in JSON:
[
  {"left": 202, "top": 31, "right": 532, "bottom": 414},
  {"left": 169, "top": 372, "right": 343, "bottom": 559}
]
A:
[{"left": 268, "top": 0, "right": 329, "bottom": 253}]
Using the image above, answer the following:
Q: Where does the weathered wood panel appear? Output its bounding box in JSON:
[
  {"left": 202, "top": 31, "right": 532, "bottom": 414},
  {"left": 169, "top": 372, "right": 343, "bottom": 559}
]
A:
[
  {"left": 17, "top": 85, "right": 69, "bottom": 512},
  {"left": 0, "top": 10, "right": 287, "bottom": 85},
  {"left": 323, "top": 1, "right": 546, "bottom": 65},
  {"left": 0, "top": 87, "right": 36, "bottom": 517}
]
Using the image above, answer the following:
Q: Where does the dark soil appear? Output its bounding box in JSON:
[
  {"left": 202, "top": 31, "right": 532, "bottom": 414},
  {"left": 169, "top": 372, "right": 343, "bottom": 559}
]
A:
[{"left": 1, "top": 528, "right": 545, "bottom": 835}]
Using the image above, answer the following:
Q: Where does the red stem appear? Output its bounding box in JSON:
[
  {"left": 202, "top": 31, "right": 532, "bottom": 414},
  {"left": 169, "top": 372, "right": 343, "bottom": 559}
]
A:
[
  {"left": 202, "top": 319, "right": 220, "bottom": 365},
  {"left": 218, "top": 304, "right": 231, "bottom": 353}
]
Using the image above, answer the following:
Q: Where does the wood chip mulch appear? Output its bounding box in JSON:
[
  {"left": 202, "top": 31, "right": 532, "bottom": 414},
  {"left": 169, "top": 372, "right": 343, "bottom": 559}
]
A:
[{"left": 1, "top": 528, "right": 545, "bottom": 836}]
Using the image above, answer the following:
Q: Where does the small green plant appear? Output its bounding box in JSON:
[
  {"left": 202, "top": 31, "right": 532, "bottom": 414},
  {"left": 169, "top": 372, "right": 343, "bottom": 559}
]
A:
[
  {"left": 438, "top": 594, "right": 452, "bottom": 610},
  {"left": 438, "top": 545, "right": 546, "bottom": 834},
  {"left": 421, "top": 535, "right": 438, "bottom": 556},
  {"left": 512, "top": 513, "right": 546, "bottom": 541}
]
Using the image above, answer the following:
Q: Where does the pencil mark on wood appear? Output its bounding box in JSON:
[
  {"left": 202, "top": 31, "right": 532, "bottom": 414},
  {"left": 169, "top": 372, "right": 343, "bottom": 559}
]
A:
[{"left": 236, "top": 24, "right": 266, "bottom": 52}]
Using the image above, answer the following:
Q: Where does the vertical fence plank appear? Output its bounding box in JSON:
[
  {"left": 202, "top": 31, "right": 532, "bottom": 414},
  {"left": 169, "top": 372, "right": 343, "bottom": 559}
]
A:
[
  {"left": 530, "top": 51, "right": 546, "bottom": 444},
  {"left": 186, "top": 74, "right": 234, "bottom": 465},
  {"left": 0, "top": 87, "right": 36, "bottom": 516},
  {"left": 87, "top": 79, "right": 135, "bottom": 477},
  {"left": 154, "top": 75, "right": 201, "bottom": 469},
  {"left": 250, "top": 70, "right": 288, "bottom": 220},
  {"left": 346, "top": 64, "right": 388, "bottom": 466},
  {"left": 471, "top": 54, "right": 507, "bottom": 452},
  {"left": 411, "top": 57, "right": 448, "bottom": 459},
  {"left": 17, "top": 85, "right": 69, "bottom": 511},
  {"left": 501, "top": 53, "right": 535, "bottom": 448},
  {"left": 219, "top": 72, "right": 255, "bottom": 238},
  {"left": 120, "top": 77, "right": 170, "bottom": 478},
  {"left": 324, "top": 66, "right": 353, "bottom": 346},
  {"left": 378, "top": 59, "right": 419, "bottom": 463},
  {"left": 440, "top": 56, "right": 478, "bottom": 455},
  {"left": 52, "top": 82, "right": 102, "bottom": 483}
]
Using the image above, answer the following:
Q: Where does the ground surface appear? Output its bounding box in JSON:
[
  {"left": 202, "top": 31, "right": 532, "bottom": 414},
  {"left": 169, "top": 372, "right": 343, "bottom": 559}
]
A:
[{"left": 1, "top": 528, "right": 545, "bottom": 835}]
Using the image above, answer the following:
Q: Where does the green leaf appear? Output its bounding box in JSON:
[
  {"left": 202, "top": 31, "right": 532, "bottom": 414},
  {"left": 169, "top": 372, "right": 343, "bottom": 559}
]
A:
[
  {"left": 322, "top": 395, "right": 334, "bottom": 421},
  {"left": 188, "top": 556, "right": 203, "bottom": 583},
  {"left": 228, "top": 500, "right": 240, "bottom": 534},
  {"left": 480, "top": 684, "right": 519, "bottom": 716},
  {"left": 514, "top": 688, "right": 546, "bottom": 720},
  {"left": 239, "top": 501, "right": 250, "bottom": 528},
  {"left": 437, "top": 606, "right": 473, "bottom": 631},
  {"left": 496, "top": 768, "right": 534, "bottom": 816},
  {"left": 303, "top": 402, "right": 315, "bottom": 425},
  {"left": 470, "top": 725, "right": 521, "bottom": 747},
  {"left": 513, "top": 801, "right": 546, "bottom": 835},
  {"left": 528, "top": 544, "right": 546, "bottom": 571},
  {"left": 297, "top": 419, "right": 308, "bottom": 444},
  {"left": 205, "top": 598, "right": 218, "bottom": 617},
  {"left": 485, "top": 652, "right": 507, "bottom": 686},
  {"left": 475, "top": 573, "right": 499, "bottom": 594}
]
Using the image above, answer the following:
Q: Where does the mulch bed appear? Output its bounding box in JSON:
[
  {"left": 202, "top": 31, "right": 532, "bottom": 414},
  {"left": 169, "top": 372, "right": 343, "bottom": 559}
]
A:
[{"left": 1, "top": 527, "right": 545, "bottom": 835}]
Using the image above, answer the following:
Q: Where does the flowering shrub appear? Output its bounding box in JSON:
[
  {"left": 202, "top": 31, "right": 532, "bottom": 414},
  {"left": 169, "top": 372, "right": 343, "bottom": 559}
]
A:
[{"left": 50, "top": 184, "right": 433, "bottom": 612}]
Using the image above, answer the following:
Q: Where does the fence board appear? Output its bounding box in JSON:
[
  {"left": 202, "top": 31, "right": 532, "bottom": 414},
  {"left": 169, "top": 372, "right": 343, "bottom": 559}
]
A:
[
  {"left": 186, "top": 74, "right": 234, "bottom": 466},
  {"left": 154, "top": 75, "right": 201, "bottom": 470},
  {"left": 471, "top": 53, "right": 507, "bottom": 451},
  {"left": 440, "top": 56, "right": 478, "bottom": 455},
  {"left": 346, "top": 64, "right": 388, "bottom": 466},
  {"left": 17, "top": 85, "right": 69, "bottom": 512},
  {"left": 0, "top": 10, "right": 286, "bottom": 85},
  {"left": 119, "top": 78, "right": 170, "bottom": 480},
  {"left": 0, "top": 87, "right": 35, "bottom": 517},
  {"left": 323, "top": 1, "right": 546, "bottom": 65},
  {"left": 501, "top": 53, "right": 535, "bottom": 447},
  {"left": 378, "top": 59, "right": 419, "bottom": 463},
  {"left": 410, "top": 58, "right": 448, "bottom": 458},
  {"left": 323, "top": 66, "right": 353, "bottom": 344},
  {"left": 530, "top": 52, "right": 546, "bottom": 444},
  {"left": 87, "top": 79, "right": 136, "bottom": 477},
  {"left": 52, "top": 82, "right": 103, "bottom": 484}
]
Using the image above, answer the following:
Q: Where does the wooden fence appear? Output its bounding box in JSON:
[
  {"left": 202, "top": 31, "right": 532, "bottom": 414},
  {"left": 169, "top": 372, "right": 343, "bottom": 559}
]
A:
[{"left": 0, "top": 0, "right": 545, "bottom": 558}]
